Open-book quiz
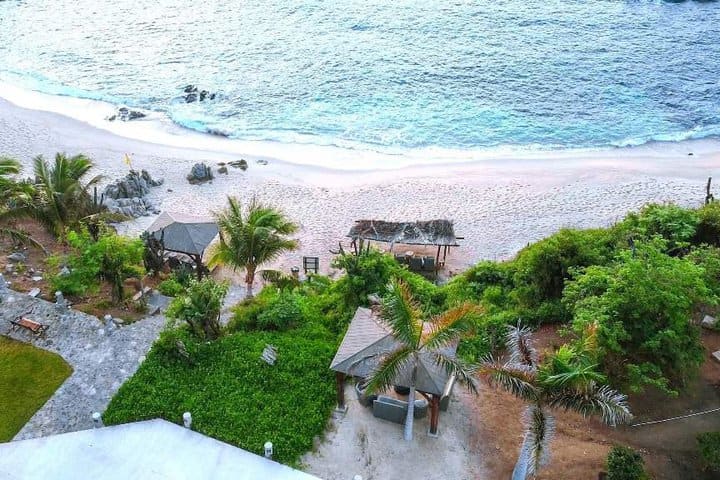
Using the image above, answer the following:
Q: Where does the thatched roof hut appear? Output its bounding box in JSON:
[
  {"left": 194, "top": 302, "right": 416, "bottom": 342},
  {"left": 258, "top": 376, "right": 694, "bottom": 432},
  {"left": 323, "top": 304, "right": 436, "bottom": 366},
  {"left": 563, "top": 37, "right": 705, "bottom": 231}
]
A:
[{"left": 346, "top": 219, "right": 459, "bottom": 247}]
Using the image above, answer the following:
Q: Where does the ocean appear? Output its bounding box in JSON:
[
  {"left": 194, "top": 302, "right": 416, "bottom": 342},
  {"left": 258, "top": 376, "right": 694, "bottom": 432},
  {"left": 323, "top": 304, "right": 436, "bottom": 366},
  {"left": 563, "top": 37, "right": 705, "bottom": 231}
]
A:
[{"left": 1, "top": 0, "right": 719, "bottom": 164}]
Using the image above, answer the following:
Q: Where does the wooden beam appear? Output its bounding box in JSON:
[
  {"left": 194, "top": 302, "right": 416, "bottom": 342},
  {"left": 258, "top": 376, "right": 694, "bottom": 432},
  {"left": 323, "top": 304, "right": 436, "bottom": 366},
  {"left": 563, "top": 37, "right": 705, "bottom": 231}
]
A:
[
  {"left": 335, "top": 372, "right": 346, "bottom": 409},
  {"left": 429, "top": 395, "right": 440, "bottom": 435}
]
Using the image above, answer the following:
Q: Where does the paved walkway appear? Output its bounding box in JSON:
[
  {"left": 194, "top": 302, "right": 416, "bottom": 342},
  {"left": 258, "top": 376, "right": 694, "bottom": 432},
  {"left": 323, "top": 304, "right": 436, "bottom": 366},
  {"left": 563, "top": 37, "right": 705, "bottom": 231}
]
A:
[{"left": 0, "top": 288, "right": 165, "bottom": 440}]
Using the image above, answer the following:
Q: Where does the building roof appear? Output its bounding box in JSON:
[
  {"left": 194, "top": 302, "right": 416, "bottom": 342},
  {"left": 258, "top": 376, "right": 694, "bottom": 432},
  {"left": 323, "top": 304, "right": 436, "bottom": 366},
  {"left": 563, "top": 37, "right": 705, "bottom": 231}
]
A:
[
  {"left": 330, "top": 307, "right": 456, "bottom": 396},
  {"left": 0, "top": 419, "right": 320, "bottom": 480},
  {"left": 146, "top": 211, "right": 219, "bottom": 256},
  {"left": 347, "top": 219, "right": 459, "bottom": 247}
]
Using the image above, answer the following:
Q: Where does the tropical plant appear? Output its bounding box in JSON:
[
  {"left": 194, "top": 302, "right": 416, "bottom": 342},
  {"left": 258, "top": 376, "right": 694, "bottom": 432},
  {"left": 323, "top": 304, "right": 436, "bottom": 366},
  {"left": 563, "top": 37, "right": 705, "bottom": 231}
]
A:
[
  {"left": 209, "top": 196, "right": 298, "bottom": 298},
  {"left": 480, "top": 325, "right": 632, "bottom": 480},
  {"left": 166, "top": 278, "right": 228, "bottom": 340},
  {"left": 697, "top": 432, "right": 720, "bottom": 472},
  {"left": 31, "top": 153, "right": 103, "bottom": 237},
  {"left": 606, "top": 445, "right": 648, "bottom": 480},
  {"left": 0, "top": 157, "right": 41, "bottom": 248},
  {"left": 364, "top": 278, "right": 481, "bottom": 441}
]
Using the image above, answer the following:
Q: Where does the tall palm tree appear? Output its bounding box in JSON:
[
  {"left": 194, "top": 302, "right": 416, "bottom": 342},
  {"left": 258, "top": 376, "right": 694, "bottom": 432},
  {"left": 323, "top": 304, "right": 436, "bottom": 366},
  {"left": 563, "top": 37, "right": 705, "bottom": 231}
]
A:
[
  {"left": 365, "top": 279, "right": 481, "bottom": 441},
  {"left": 209, "top": 196, "right": 298, "bottom": 298},
  {"left": 32, "top": 153, "right": 103, "bottom": 237},
  {"left": 0, "top": 157, "right": 42, "bottom": 249},
  {"left": 480, "top": 325, "right": 632, "bottom": 480}
]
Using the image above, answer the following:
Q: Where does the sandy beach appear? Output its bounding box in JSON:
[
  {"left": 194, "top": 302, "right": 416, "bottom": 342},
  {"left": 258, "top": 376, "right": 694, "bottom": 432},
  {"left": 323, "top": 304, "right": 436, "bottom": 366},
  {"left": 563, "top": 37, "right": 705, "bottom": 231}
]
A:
[{"left": 1, "top": 94, "right": 718, "bottom": 276}]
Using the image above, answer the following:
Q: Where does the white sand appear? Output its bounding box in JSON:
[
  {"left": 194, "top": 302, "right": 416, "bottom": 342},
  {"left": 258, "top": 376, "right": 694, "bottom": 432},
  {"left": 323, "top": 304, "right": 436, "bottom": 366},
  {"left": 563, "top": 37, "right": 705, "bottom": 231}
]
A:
[{"left": 0, "top": 94, "right": 718, "bottom": 279}]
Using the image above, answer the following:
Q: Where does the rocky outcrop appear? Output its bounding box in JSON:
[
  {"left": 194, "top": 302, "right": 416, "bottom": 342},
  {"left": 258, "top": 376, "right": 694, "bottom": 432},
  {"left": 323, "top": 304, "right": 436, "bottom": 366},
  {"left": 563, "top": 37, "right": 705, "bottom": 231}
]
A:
[
  {"left": 107, "top": 107, "right": 147, "bottom": 122},
  {"left": 182, "top": 85, "right": 216, "bottom": 103},
  {"left": 187, "top": 163, "right": 213, "bottom": 184},
  {"left": 102, "top": 170, "right": 163, "bottom": 218},
  {"left": 228, "top": 159, "right": 248, "bottom": 170}
]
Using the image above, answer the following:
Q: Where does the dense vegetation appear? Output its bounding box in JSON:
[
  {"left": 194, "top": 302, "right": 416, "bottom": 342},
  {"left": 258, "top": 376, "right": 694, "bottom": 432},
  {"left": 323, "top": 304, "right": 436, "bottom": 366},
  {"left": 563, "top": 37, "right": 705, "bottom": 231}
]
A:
[
  {"left": 606, "top": 445, "right": 648, "bottom": 480},
  {"left": 0, "top": 336, "right": 73, "bottom": 442}
]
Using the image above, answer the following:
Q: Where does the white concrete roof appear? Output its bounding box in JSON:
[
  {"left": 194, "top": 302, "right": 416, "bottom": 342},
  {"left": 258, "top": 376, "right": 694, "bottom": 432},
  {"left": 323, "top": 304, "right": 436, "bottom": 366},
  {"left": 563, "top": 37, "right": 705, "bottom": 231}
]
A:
[{"left": 0, "top": 419, "right": 321, "bottom": 480}]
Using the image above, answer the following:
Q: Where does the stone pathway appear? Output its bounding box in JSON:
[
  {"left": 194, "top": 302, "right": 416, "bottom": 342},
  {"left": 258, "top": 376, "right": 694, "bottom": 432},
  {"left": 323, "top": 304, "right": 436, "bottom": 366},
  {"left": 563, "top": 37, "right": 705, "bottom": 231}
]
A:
[{"left": 0, "top": 288, "right": 165, "bottom": 440}]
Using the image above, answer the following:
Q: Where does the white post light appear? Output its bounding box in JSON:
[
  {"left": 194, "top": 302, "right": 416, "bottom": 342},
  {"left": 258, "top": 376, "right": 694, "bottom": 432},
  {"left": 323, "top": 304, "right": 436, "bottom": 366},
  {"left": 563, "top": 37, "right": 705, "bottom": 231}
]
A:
[
  {"left": 264, "top": 441, "right": 273, "bottom": 459},
  {"left": 92, "top": 412, "right": 102, "bottom": 428},
  {"left": 183, "top": 412, "right": 192, "bottom": 429}
]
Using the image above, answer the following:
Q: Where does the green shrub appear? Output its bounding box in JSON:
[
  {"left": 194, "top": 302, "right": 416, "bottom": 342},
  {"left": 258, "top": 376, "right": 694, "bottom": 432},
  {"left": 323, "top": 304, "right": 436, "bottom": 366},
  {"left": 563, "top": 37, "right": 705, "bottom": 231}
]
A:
[
  {"left": 49, "top": 228, "right": 144, "bottom": 302},
  {"left": 695, "top": 202, "right": 720, "bottom": 247},
  {"left": 457, "top": 310, "right": 518, "bottom": 361},
  {"left": 687, "top": 245, "right": 720, "bottom": 298},
  {"left": 257, "top": 292, "right": 303, "bottom": 331},
  {"left": 606, "top": 445, "right": 647, "bottom": 480},
  {"left": 157, "top": 278, "right": 185, "bottom": 297},
  {"left": 697, "top": 432, "right": 720, "bottom": 471},
  {"left": 618, "top": 203, "right": 699, "bottom": 254},
  {"left": 166, "top": 278, "right": 228, "bottom": 340},
  {"left": 104, "top": 326, "right": 336, "bottom": 466},
  {"left": 565, "top": 241, "right": 709, "bottom": 394},
  {"left": 512, "top": 228, "right": 613, "bottom": 322},
  {"left": 227, "top": 288, "right": 279, "bottom": 332}
]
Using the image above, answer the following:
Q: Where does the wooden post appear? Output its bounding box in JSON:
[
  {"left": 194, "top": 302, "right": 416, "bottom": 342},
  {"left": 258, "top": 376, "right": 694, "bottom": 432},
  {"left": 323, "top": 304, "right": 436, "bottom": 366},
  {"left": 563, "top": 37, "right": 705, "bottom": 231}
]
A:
[
  {"left": 429, "top": 395, "right": 440, "bottom": 435},
  {"left": 335, "top": 372, "right": 346, "bottom": 410}
]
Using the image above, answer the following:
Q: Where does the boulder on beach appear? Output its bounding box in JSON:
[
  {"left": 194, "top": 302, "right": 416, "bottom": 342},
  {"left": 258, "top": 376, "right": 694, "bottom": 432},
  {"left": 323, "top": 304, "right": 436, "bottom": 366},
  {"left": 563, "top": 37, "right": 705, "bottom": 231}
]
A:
[
  {"left": 187, "top": 163, "right": 213, "bottom": 184},
  {"left": 107, "top": 107, "right": 147, "bottom": 122},
  {"left": 228, "top": 159, "right": 248, "bottom": 171},
  {"left": 102, "top": 170, "right": 163, "bottom": 218}
]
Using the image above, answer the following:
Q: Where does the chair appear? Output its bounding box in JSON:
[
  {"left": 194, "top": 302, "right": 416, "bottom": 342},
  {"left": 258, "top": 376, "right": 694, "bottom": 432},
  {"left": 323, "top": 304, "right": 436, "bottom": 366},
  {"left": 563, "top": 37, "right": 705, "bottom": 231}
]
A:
[
  {"left": 422, "top": 256, "right": 436, "bottom": 272},
  {"left": 408, "top": 257, "right": 424, "bottom": 271}
]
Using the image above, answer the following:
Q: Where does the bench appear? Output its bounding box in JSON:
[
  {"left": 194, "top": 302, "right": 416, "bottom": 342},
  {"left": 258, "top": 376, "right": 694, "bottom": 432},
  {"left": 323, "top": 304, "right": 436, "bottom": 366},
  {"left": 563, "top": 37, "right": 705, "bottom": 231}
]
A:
[{"left": 10, "top": 317, "right": 48, "bottom": 336}]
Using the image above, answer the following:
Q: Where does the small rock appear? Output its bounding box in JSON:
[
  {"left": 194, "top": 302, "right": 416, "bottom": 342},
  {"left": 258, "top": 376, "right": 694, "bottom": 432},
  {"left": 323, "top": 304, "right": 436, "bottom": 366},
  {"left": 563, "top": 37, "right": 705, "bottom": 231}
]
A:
[
  {"left": 702, "top": 315, "right": 718, "bottom": 329},
  {"left": 218, "top": 166, "right": 228, "bottom": 175},
  {"left": 713, "top": 350, "right": 720, "bottom": 364},
  {"left": 27, "top": 288, "right": 40, "bottom": 298},
  {"left": 228, "top": 159, "right": 248, "bottom": 171},
  {"left": 112, "top": 318, "right": 125, "bottom": 326},
  {"left": 7, "top": 253, "right": 26, "bottom": 263},
  {"left": 257, "top": 159, "right": 268, "bottom": 166},
  {"left": 31, "top": 276, "right": 43, "bottom": 282}
]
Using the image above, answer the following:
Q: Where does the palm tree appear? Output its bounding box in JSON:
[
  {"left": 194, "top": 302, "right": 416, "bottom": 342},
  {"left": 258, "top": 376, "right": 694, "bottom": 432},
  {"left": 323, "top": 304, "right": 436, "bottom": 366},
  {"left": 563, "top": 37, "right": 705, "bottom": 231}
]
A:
[
  {"left": 364, "top": 279, "right": 481, "bottom": 441},
  {"left": 480, "top": 325, "right": 632, "bottom": 480},
  {"left": 209, "top": 196, "right": 298, "bottom": 298},
  {"left": 31, "top": 153, "right": 103, "bottom": 237},
  {"left": 0, "top": 157, "right": 42, "bottom": 249}
]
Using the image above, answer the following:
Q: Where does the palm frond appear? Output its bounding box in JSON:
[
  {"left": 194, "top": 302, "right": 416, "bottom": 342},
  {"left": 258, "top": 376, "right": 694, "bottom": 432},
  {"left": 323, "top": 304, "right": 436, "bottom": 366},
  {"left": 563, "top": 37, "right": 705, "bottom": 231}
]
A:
[
  {"left": 547, "top": 382, "right": 632, "bottom": 427},
  {"left": 364, "top": 345, "right": 414, "bottom": 394},
  {"left": 522, "top": 405, "right": 555, "bottom": 477},
  {"left": 380, "top": 279, "right": 423, "bottom": 349},
  {"left": 0, "top": 226, "right": 45, "bottom": 252},
  {"left": 431, "top": 351, "right": 479, "bottom": 394},
  {"left": 423, "top": 302, "right": 482, "bottom": 351},
  {"left": 479, "top": 358, "right": 539, "bottom": 402},
  {"left": 506, "top": 323, "right": 538, "bottom": 369}
]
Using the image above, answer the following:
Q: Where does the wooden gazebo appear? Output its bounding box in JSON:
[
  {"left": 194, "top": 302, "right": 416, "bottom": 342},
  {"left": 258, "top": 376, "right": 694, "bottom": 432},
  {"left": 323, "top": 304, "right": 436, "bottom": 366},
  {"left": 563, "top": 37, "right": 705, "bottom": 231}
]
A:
[
  {"left": 346, "top": 219, "right": 461, "bottom": 267},
  {"left": 330, "top": 307, "right": 457, "bottom": 436}
]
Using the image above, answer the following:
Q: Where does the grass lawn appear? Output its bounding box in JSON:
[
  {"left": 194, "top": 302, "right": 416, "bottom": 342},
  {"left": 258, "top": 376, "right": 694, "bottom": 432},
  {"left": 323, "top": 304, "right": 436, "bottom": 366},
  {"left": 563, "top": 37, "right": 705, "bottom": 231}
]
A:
[
  {"left": 0, "top": 336, "right": 73, "bottom": 442},
  {"left": 104, "top": 327, "right": 337, "bottom": 465}
]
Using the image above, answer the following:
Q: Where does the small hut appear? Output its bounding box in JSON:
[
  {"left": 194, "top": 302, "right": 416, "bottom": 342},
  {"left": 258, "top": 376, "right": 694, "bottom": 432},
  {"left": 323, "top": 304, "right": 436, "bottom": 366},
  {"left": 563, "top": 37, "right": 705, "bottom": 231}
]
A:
[
  {"left": 330, "top": 307, "right": 457, "bottom": 435},
  {"left": 146, "top": 212, "right": 219, "bottom": 279},
  {"left": 346, "top": 219, "right": 460, "bottom": 268}
]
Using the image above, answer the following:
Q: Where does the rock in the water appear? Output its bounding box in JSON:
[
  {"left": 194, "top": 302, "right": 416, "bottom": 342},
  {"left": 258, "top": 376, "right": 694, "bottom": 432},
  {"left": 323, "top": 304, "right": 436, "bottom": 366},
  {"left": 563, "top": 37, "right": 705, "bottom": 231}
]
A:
[
  {"left": 218, "top": 166, "right": 228, "bottom": 175},
  {"left": 187, "top": 163, "right": 213, "bottom": 184},
  {"left": 702, "top": 315, "right": 718, "bottom": 329},
  {"left": 180, "top": 85, "right": 216, "bottom": 103},
  {"left": 207, "top": 128, "right": 229, "bottom": 137},
  {"left": 228, "top": 159, "right": 248, "bottom": 171},
  {"left": 7, "top": 253, "right": 26, "bottom": 263}
]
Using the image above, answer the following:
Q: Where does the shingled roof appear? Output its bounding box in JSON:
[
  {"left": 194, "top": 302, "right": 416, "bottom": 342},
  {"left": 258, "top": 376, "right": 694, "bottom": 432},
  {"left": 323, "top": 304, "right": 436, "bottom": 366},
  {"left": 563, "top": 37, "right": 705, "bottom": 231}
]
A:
[
  {"left": 346, "top": 219, "right": 459, "bottom": 247},
  {"left": 330, "top": 307, "right": 456, "bottom": 396}
]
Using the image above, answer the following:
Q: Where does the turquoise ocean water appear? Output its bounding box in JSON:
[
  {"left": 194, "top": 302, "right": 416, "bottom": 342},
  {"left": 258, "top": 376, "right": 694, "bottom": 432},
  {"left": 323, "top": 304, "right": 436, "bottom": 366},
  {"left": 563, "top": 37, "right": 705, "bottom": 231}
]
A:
[{"left": 0, "top": 0, "right": 719, "bottom": 160}]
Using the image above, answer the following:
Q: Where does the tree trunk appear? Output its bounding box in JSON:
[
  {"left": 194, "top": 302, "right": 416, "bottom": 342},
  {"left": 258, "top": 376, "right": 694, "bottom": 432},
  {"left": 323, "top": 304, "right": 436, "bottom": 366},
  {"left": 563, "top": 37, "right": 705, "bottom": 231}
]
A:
[
  {"left": 245, "top": 264, "right": 256, "bottom": 299},
  {"left": 403, "top": 385, "right": 415, "bottom": 441},
  {"left": 512, "top": 443, "right": 530, "bottom": 480}
]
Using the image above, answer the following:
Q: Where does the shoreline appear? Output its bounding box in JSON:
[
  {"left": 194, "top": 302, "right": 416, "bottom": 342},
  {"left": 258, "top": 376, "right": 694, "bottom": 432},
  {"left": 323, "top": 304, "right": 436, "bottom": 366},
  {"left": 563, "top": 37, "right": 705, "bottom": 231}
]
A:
[{"left": 0, "top": 91, "right": 718, "bottom": 274}]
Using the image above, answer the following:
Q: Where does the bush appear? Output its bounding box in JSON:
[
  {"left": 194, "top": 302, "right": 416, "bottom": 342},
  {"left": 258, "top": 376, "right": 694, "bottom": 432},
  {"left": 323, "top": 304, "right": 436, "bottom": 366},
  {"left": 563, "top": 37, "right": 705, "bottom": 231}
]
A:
[
  {"left": 457, "top": 310, "right": 518, "bottom": 361},
  {"left": 227, "top": 288, "right": 279, "bottom": 332},
  {"left": 565, "top": 241, "right": 709, "bottom": 394},
  {"left": 512, "top": 228, "right": 613, "bottom": 322},
  {"left": 166, "top": 278, "right": 228, "bottom": 340},
  {"left": 695, "top": 202, "right": 720, "bottom": 247},
  {"left": 104, "top": 326, "right": 336, "bottom": 466},
  {"left": 606, "top": 445, "right": 647, "bottom": 480},
  {"left": 697, "top": 432, "right": 720, "bottom": 471},
  {"left": 687, "top": 245, "right": 720, "bottom": 298},
  {"left": 257, "top": 292, "right": 303, "bottom": 331},
  {"left": 157, "top": 278, "right": 185, "bottom": 297},
  {"left": 49, "top": 229, "right": 144, "bottom": 302},
  {"left": 618, "top": 203, "right": 699, "bottom": 254}
]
